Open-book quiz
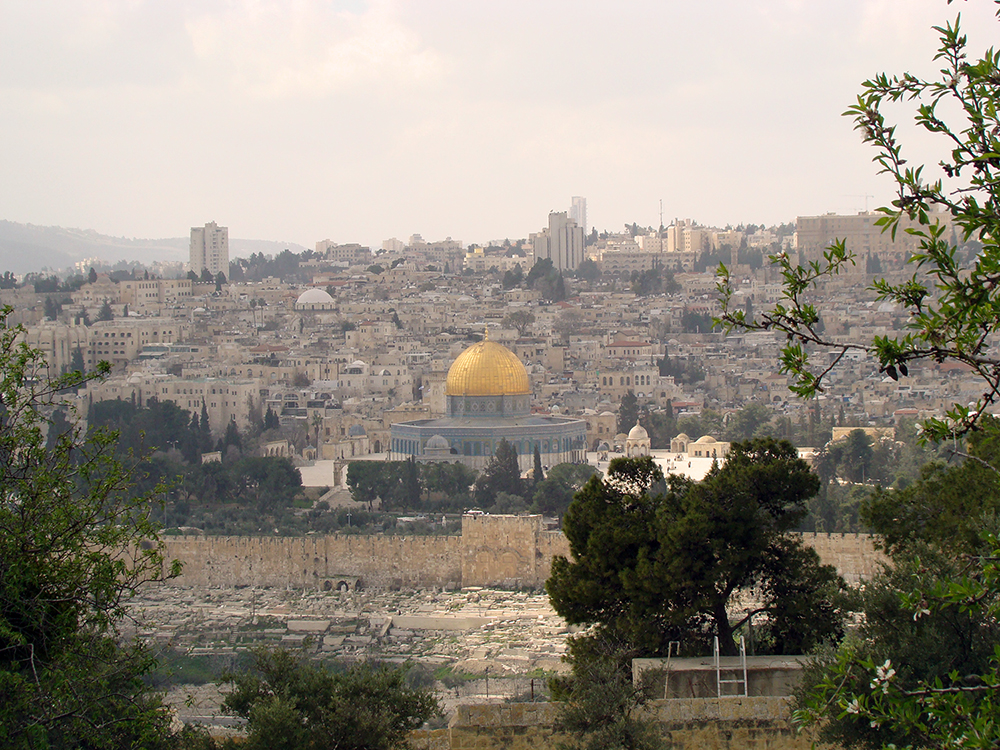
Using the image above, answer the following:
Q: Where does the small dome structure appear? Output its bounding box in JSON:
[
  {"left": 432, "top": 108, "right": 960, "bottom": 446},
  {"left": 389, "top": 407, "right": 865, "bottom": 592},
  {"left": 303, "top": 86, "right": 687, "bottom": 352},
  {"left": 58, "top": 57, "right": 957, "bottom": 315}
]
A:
[
  {"left": 670, "top": 432, "right": 691, "bottom": 454},
  {"left": 625, "top": 422, "right": 651, "bottom": 457},
  {"left": 426, "top": 434, "right": 449, "bottom": 451},
  {"left": 627, "top": 423, "right": 649, "bottom": 441},
  {"left": 295, "top": 288, "right": 335, "bottom": 309}
]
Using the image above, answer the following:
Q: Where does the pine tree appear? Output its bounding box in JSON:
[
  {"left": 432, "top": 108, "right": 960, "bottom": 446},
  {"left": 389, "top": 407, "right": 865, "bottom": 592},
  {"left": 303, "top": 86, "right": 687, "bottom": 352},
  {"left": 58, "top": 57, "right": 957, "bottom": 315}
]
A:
[{"left": 473, "top": 439, "right": 523, "bottom": 506}]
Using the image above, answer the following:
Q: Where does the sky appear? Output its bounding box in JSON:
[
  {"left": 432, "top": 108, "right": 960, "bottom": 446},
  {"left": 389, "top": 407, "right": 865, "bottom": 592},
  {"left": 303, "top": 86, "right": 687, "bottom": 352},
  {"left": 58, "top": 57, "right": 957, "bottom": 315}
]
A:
[{"left": 2, "top": 0, "right": 998, "bottom": 250}]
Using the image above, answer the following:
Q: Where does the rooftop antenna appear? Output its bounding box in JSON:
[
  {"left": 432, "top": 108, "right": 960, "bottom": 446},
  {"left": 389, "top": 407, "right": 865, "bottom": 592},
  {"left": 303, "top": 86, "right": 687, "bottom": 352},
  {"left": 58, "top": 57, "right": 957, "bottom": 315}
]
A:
[
  {"left": 844, "top": 194, "right": 874, "bottom": 212},
  {"left": 659, "top": 199, "right": 664, "bottom": 232}
]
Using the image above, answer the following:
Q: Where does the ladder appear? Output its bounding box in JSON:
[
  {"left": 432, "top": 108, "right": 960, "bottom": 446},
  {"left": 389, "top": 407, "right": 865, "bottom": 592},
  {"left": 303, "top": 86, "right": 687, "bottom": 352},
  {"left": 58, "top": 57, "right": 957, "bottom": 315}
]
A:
[
  {"left": 662, "top": 641, "right": 681, "bottom": 699},
  {"left": 714, "top": 636, "right": 747, "bottom": 697}
]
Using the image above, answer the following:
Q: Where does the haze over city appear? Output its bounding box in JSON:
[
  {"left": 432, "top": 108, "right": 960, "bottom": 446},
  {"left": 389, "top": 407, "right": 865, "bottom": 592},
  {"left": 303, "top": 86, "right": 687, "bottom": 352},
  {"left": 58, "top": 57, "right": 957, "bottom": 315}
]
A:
[{"left": 4, "top": 0, "right": 998, "bottom": 249}]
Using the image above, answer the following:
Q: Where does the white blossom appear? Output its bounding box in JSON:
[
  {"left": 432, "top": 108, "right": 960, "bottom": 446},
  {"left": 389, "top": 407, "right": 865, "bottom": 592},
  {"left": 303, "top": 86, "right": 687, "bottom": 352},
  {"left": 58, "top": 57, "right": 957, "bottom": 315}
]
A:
[{"left": 871, "top": 659, "right": 896, "bottom": 694}]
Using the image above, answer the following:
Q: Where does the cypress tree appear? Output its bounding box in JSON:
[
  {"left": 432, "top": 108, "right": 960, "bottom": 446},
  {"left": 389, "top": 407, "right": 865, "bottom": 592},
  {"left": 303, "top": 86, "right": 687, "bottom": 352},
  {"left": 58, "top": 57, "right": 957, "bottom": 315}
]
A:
[{"left": 533, "top": 444, "right": 544, "bottom": 486}]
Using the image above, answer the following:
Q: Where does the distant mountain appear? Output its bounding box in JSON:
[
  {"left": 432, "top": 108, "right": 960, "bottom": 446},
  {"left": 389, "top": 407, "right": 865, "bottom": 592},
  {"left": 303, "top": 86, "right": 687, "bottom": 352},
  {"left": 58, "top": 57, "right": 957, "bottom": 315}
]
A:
[{"left": 0, "top": 221, "right": 309, "bottom": 276}]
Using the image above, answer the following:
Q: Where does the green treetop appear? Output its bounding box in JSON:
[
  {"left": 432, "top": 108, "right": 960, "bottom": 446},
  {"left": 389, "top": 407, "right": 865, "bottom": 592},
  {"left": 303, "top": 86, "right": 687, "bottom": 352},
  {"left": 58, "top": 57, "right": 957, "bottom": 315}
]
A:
[{"left": 548, "top": 440, "right": 844, "bottom": 657}]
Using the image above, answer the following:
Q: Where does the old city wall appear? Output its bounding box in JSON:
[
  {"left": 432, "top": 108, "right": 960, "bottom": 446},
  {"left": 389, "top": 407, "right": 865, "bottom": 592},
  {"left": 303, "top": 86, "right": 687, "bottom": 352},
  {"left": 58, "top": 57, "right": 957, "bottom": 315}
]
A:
[
  {"left": 160, "top": 517, "right": 882, "bottom": 590},
  {"left": 409, "top": 698, "right": 836, "bottom": 750},
  {"left": 161, "top": 534, "right": 462, "bottom": 590},
  {"left": 795, "top": 531, "right": 885, "bottom": 583}
]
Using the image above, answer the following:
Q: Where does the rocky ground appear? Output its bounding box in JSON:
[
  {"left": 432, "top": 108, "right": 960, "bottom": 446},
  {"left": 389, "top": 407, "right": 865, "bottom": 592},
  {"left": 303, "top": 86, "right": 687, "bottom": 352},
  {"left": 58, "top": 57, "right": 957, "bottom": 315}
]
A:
[{"left": 131, "top": 584, "right": 572, "bottom": 726}]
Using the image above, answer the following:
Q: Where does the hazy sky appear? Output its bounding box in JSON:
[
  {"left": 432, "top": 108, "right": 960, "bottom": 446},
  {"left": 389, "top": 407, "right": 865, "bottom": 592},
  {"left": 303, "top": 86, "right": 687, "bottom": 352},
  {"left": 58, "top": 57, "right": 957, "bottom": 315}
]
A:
[{"left": 2, "top": 0, "right": 997, "bottom": 249}]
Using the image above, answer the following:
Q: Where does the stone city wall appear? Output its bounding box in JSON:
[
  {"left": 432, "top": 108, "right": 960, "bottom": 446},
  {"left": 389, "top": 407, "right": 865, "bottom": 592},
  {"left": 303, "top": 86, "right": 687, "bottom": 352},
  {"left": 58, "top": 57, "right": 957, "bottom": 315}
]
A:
[
  {"left": 161, "top": 534, "right": 462, "bottom": 590},
  {"left": 160, "top": 517, "right": 882, "bottom": 590},
  {"left": 408, "top": 698, "right": 836, "bottom": 750},
  {"left": 793, "top": 531, "right": 885, "bottom": 583}
]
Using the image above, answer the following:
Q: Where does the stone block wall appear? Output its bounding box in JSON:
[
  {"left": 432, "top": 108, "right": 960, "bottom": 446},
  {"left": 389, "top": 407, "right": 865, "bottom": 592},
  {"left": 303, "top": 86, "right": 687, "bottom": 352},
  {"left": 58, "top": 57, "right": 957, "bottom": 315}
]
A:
[
  {"left": 792, "top": 531, "right": 885, "bottom": 583},
  {"left": 159, "top": 518, "right": 883, "bottom": 591},
  {"left": 448, "top": 703, "right": 566, "bottom": 750},
  {"left": 461, "top": 515, "right": 542, "bottom": 588},
  {"left": 162, "top": 534, "right": 461, "bottom": 589},
  {"left": 408, "top": 699, "right": 835, "bottom": 750}
]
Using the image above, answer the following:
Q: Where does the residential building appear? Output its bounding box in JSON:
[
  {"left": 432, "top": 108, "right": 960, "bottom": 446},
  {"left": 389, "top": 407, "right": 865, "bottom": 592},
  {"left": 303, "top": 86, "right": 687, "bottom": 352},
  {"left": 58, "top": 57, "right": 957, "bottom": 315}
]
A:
[
  {"left": 190, "top": 221, "right": 229, "bottom": 278},
  {"left": 531, "top": 212, "right": 585, "bottom": 272}
]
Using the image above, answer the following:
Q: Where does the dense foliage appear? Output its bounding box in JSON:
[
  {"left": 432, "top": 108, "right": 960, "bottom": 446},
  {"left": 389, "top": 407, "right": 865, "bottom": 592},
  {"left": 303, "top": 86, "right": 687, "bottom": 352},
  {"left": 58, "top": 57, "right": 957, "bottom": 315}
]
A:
[
  {"left": 548, "top": 441, "right": 845, "bottom": 657},
  {"left": 473, "top": 439, "right": 524, "bottom": 506},
  {"left": 551, "top": 629, "right": 664, "bottom": 750},
  {"left": 85, "top": 398, "right": 305, "bottom": 531},
  {"left": 0, "top": 306, "right": 180, "bottom": 748},
  {"left": 220, "top": 648, "right": 439, "bottom": 750},
  {"left": 796, "top": 420, "right": 1000, "bottom": 748}
]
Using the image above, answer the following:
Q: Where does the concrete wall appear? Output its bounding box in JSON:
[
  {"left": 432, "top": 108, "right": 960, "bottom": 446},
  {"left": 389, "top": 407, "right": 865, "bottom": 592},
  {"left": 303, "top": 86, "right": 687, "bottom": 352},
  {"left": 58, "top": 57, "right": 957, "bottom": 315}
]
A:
[
  {"left": 408, "top": 699, "right": 835, "bottom": 750},
  {"left": 160, "top": 517, "right": 882, "bottom": 591},
  {"left": 634, "top": 657, "right": 806, "bottom": 700}
]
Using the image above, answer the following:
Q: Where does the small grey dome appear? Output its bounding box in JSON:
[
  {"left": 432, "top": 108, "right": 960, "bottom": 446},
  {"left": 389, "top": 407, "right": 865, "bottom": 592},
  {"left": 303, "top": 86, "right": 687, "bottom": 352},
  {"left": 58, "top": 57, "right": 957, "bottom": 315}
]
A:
[{"left": 426, "top": 434, "right": 449, "bottom": 450}]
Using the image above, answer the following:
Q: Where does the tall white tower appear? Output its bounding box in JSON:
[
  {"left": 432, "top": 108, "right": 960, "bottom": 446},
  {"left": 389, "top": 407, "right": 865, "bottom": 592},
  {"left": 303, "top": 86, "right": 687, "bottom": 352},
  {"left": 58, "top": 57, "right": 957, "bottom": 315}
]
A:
[
  {"left": 569, "top": 197, "right": 587, "bottom": 237},
  {"left": 190, "top": 221, "right": 229, "bottom": 278}
]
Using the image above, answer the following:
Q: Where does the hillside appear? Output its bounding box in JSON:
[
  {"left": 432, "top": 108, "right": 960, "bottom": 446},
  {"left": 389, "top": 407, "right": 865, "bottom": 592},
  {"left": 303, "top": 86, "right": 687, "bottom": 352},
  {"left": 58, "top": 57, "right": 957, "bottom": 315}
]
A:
[{"left": 0, "top": 221, "right": 309, "bottom": 275}]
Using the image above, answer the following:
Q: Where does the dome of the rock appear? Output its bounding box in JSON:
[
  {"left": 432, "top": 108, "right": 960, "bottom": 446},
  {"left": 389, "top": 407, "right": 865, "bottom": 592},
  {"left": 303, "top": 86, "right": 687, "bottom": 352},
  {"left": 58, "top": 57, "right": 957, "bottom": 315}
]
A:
[{"left": 445, "top": 338, "right": 531, "bottom": 397}]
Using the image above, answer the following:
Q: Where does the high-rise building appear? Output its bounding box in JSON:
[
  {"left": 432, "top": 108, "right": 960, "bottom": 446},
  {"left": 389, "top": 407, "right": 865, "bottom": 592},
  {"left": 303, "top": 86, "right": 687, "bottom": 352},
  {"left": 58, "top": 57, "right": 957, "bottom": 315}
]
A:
[
  {"left": 530, "top": 211, "right": 585, "bottom": 272},
  {"left": 190, "top": 221, "right": 229, "bottom": 278},
  {"left": 569, "top": 196, "right": 587, "bottom": 237}
]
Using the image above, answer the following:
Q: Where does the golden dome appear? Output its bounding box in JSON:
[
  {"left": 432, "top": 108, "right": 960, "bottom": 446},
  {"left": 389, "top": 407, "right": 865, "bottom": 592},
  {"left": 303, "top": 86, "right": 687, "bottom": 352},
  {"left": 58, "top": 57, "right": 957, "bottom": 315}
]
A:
[{"left": 445, "top": 337, "right": 531, "bottom": 396}]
